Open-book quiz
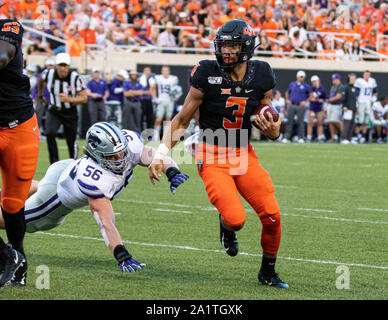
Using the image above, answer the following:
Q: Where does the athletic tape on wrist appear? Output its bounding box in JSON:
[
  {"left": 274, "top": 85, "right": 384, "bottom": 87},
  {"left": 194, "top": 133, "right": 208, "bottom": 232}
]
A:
[{"left": 154, "top": 143, "right": 169, "bottom": 160}]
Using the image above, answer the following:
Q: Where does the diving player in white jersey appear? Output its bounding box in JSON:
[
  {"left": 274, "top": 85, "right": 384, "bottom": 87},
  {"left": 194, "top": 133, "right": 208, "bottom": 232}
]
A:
[
  {"left": 0, "top": 122, "right": 189, "bottom": 286},
  {"left": 354, "top": 70, "right": 378, "bottom": 143},
  {"left": 153, "top": 66, "right": 179, "bottom": 141}
]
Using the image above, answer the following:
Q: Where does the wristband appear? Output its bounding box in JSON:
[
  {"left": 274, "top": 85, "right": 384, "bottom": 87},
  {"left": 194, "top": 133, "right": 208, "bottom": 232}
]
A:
[
  {"left": 166, "top": 167, "right": 181, "bottom": 181},
  {"left": 154, "top": 143, "right": 169, "bottom": 160},
  {"left": 113, "top": 244, "right": 132, "bottom": 263}
]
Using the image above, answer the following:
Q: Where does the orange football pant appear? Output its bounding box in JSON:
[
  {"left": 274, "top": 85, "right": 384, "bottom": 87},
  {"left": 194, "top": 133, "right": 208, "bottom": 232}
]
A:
[
  {"left": 0, "top": 114, "right": 40, "bottom": 213},
  {"left": 196, "top": 143, "right": 281, "bottom": 255}
]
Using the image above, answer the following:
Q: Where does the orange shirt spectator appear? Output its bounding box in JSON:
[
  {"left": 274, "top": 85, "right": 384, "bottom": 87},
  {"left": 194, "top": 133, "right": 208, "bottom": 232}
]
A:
[
  {"left": 220, "top": 9, "right": 235, "bottom": 24},
  {"left": 19, "top": 0, "right": 37, "bottom": 16},
  {"left": 157, "top": 0, "right": 169, "bottom": 10},
  {"left": 80, "top": 28, "right": 96, "bottom": 45},
  {"left": 314, "top": 14, "right": 328, "bottom": 30},
  {"left": 354, "top": 16, "right": 371, "bottom": 39},
  {"left": 359, "top": 3, "right": 377, "bottom": 18},
  {"left": 261, "top": 14, "right": 278, "bottom": 39},
  {"left": 377, "top": 40, "right": 388, "bottom": 58},
  {"left": 189, "top": 0, "right": 201, "bottom": 12},
  {"left": 212, "top": 18, "right": 223, "bottom": 30},
  {"left": 354, "top": 23, "right": 371, "bottom": 39},
  {"left": 241, "top": 0, "right": 252, "bottom": 11},
  {"left": 228, "top": 1, "right": 237, "bottom": 11},
  {"left": 340, "top": 23, "right": 357, "bottom": 43},
  {"left": 67, "top": 33, "right": 86, "bottom": 57},
  {"left": 0, "top": 1, "right": 21, "bottom": 17},
  {"left": 363, "top": 28, "right": 378, "bottom": 48},
  {"left": 320, "top": 20, "right": 336, "bottom": 33},
  {"left": 340, "top": 29, "right": 356, "bottom": 43}
]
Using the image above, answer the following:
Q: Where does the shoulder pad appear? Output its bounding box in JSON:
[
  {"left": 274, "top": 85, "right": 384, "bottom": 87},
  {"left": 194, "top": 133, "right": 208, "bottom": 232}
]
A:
[
  {"left": 190, "top": 60, "right": 218, "bottom": 92},
  {"left": 253, "top": 60, "right": 276, "bottom": 92},
  {"left": 121, "top": 129, "right": 144, "bottom": 158}
]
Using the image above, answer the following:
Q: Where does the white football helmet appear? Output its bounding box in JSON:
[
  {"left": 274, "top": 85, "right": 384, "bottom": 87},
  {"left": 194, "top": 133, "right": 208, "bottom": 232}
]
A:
[{"left": 85, "top": 122, "right": 130, "bottom": 175}]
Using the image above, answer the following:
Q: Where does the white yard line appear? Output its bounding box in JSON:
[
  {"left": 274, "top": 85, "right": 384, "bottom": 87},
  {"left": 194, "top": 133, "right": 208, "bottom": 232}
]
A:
[
  {"left": 281, "top": 212, "right": 388, "bottom": 225},
  {"left": 357, "top": 208, "right": 388, "bottom": 212},
  {"left": 293, "top": 208, "right": 336, "bottom": 213},
  {"left": 116, "top": 199, "right": 387, "bottom": 225},
  {"left": 152, "top": 208, "right": 192, "bottom": 214},
  {"left": 34, "top": 231, "right": 388, "bottom": 270}
]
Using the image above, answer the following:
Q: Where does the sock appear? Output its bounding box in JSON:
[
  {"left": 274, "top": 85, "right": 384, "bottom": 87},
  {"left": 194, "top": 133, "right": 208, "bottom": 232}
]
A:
[
  {"left": 2, "top": 206, "right": 26, "bottom": 255},
  {"left": 261, "top": 256, "right": 276, "bottom": 276}
]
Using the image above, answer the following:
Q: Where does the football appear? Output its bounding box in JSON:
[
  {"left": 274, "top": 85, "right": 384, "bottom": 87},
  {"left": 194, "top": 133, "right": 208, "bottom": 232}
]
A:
[{"left": 250, "top": 104, "right": 279, "bottom": 128}]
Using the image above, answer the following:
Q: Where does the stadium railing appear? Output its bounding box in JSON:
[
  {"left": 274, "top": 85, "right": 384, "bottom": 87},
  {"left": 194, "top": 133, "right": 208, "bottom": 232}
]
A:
[{"left": 22, "top": 20, "right": 386, "bottom": 61}]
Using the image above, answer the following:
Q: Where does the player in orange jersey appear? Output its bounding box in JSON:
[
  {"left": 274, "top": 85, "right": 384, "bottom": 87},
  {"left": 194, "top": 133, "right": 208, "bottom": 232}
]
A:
[
  {"left": 149, "top": 20, "right": 288, "bottom": 288},
  {"left": 0, "top": 12, "right": 40, "bottom": 287}
]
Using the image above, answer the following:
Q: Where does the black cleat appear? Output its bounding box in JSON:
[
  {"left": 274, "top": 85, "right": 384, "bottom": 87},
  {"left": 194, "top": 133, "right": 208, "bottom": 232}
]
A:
[
  {"left": 0, "top": 245, "right": 25, "bottom": 288},
  {"left": 258, "top": 269, "right": 289, "bottom": 289},
  {"left": 219, "top": 215, "right": 239, "bottom": 257},
  {"left": 6, "top": 256, "right": 27, "bottom": 287}
]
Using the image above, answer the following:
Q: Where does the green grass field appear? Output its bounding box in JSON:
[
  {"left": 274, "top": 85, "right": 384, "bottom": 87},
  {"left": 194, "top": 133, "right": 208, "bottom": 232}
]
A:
[{"left": 0, "top": 139, "right": 387, "bottom": 300}]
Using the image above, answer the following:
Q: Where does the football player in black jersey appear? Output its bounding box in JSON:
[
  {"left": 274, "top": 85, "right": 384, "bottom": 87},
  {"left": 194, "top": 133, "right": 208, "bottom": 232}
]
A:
[
  {"left": 0, "top": 12, "right": 40, "bottom": 287},
  {"left": 149, "top": 20, "right": 288, "bottom": 288}
]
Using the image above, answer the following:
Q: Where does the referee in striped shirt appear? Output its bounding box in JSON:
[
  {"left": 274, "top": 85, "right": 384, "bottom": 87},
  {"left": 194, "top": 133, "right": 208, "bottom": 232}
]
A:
[{"left": 38, "top": 53, "right": 87, "bottom": 164}]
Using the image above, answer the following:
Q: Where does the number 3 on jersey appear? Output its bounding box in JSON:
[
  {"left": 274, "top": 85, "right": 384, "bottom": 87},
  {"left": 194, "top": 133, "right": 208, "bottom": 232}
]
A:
[{"left": 223, "top": 96, "right": 248, "bottom": 129}]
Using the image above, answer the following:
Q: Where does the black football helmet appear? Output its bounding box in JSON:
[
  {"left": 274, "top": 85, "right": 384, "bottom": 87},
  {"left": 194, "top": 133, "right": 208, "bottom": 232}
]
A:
[{"left": 214, "top": 20, "right": 257, "bottom": 70}]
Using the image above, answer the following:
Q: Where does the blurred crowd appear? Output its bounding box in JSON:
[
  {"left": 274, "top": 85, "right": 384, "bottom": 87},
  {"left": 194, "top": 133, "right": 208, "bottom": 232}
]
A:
[
  {"left": 1, "top": 0, "right": 388, "bottom": 60},
  {"left": 269, "top": 70, "right": 388, "bottom": 144}
]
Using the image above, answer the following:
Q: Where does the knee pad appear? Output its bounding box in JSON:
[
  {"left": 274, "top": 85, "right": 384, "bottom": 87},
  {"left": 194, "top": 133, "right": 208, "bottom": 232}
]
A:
[
  {"left": 260, "top": 212, "right": 281, "bottom": 229},
  {"left": 1, "top": 197, "right": 24, "bottom": 213},
  {"left": 221, "top": 212, "right": 246, "bottom": 229}
]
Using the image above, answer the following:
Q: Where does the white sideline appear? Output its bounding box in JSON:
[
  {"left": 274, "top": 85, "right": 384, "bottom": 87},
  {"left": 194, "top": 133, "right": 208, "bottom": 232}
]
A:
[{"left": 34, "top": 231, "right": 388, "bottom": 270}]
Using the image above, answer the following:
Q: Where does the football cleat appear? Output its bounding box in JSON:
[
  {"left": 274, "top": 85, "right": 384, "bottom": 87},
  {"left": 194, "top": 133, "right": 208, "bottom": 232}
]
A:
[
  {"left": 258, "top": 269, "right": 289, "bottom": 289},
  {"left": 6, "top": 257, "right": 27, "bottom": 287},
  {"left": 219, "top": 215, "right": 239, "bottom": 257},
  {"left": 0, "top": 245, "right": 25, "bottom": 288}
]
